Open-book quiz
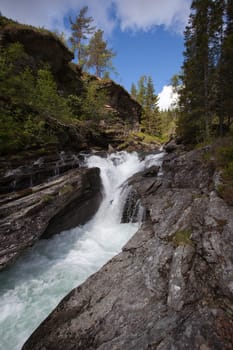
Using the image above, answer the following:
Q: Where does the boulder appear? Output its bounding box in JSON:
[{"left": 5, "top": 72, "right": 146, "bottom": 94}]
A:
[{"left": 0, "top": 167, "right": 102, "bottom": 270}]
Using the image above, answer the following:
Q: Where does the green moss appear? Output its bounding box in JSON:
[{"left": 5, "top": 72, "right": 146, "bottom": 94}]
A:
[
  {"left": 133, "top": 131, "right": 162, "bottom": 144},
  {"left": 59, "top": 184, "right": 74, "bottom": 196},
  {"left": 41, "top": 194, "right": 54, "bottom": 204},
  {"left": 171, "top": 229, "right": 193, "bottom": 247},
  {"left": 164, "top": 200, "right": 174, "bottom": 209}
]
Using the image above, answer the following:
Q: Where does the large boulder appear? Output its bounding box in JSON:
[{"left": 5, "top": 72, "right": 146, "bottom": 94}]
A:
[
  {"left": 22, "top": 148, "right": 233, "bottom": 350},
  {"left": 0, "top": 167, "right": 102, "bottom": 270}
]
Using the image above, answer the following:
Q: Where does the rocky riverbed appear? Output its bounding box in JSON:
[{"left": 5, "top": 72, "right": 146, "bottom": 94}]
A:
[{"left": 22, "top": 147, "right": 233, "bottom": 350}]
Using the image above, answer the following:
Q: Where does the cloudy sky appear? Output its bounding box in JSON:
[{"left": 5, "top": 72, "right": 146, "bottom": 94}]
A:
[{"left": 0, "top": 0, "right": 192, "bottom": 109}]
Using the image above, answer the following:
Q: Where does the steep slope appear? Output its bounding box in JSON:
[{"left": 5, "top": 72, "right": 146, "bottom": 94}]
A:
[{"left": 0, "top": 15, "right": 142, "bottom": 157}]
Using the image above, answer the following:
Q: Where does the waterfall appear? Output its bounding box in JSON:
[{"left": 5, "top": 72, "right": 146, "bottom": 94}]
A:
[{"left": 0, "top": 151, "right": 163, "bottom": 350}]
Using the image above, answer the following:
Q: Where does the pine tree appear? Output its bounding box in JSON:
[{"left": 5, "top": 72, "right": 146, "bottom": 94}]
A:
[
  {"left": 144, "top": 76, "right": 160, "bottom": 135},
  {"left": 178, "top": 0, "right": 212, "bottom": 143},
  {"left": 136, "top": 75, "right": 147, "bottom": 107},
  {"left": 86, "top": 29, "right": 116, "bottom": 78},
  {"left": 130, "top": 83, "right": 137, "bottom": 99},
  {"left": 208, "top": 0, "right": 225, "bottom": 135},
  {"left": 69, "top": 6, "right": 95, "bottom": 66},
  {"left": 218, "top": 0, "right": 233, "bottom": 132},
  {"left": 135, "top": 75, "right": 161, "bottom": 136}
]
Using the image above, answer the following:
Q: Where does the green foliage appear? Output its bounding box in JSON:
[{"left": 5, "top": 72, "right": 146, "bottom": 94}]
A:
[
  {"left": 34, "top": 67, "right": 72, "bottom": 120},
  {"left": 130, "top": 83, "right": 137, "bottom": 99},
  {"left": 69, "top": 6, "right": 95, "bottom": 64},
  {"left": 67, "top": 94, "right": 83, "bottom": 117},
  {"left": 0, "top": 43, "right": 75, "bottom": 154},
  {"left": 212, "top": 138, "right": 233, "bottom": 205},
  {"left": 86, "top": 29, "right": 116, "bottom": 78},
  {"left": 80, "top": 80, "right": 109, "bottom": 121},
  {"left": 132, "top": 75, "right": 161, "bottom": 137},
  {"left": 159, "top": 110, "right": 177, "bottom": 141},
  {"left": 178, "top": 0, "right": 233, "bottom": 144},
  {"left": 132, "top": 132, "right": 164, "bottom": 144}
]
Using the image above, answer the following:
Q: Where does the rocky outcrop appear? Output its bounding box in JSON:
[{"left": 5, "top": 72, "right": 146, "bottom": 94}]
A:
[
  {"left": 0, "top": 17, "right": 83, "bottom": 95},
  {"left": 0, "top": 167, "right": 102, "bottom": 270},
  {"left": 0, "top": 151, "right": 83, "bottom": 194},
  {"left": 101, "top": 80, "right": 141, "bottom": 129},
  {"left": 0, "top": 24, "right": 73, "bottom": 72},
  {"left": 22, "top": 148, "right": 233, "bottom": 350}
]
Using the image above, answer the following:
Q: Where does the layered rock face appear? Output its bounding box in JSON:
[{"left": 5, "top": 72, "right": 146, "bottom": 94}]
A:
[
  {"left": 22, "top": 148, "right": 233, "bottom": 350},
  {"left": 0, "top": 166, "right": 102, "bottom": 270},
  {"left": 101, "top": 80, "right": 141, "bottom": 130}
]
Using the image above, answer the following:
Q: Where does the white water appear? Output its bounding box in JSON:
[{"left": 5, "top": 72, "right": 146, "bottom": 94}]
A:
[{"left": 0, "top": 151, "right": 163, "bottom": 350}]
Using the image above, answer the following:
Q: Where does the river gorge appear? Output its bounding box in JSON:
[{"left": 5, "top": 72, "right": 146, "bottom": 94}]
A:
[{"left": 0, "top": 151, "right": 163, "bottom": 350}]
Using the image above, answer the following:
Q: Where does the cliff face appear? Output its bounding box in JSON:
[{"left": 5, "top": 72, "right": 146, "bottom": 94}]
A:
[
  {"left": 1, "top": 26, "right": 73, "bottom": 72},
  {"left": 100, "top": 80, "right": 141, "bottom": 130},
  {"left": 0, "top": 166, "right": 102, "bottom": 270},
  {"left": 22, "top": 148, "right": 233, "bottom": 350},
  {"left": 0, "top": 21, "right": 83, "bottom": 95}
]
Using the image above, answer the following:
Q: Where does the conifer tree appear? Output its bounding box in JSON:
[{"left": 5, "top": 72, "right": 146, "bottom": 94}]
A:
[
  {"left": 218, "top": 0, "right": 233, "bottom": 131},
  {"left": 136, "top": 75, "right": 147, "bottom": 107},
  {"left": 178, "top": 0, "right": 212, "bottom": 143},
  {"left": 177, "top": 0, "right": 233, "bottom": 142},
  {"left": 130, "top": 83, "right": 137, "bottom": 99},
  {"left": 134, "top": 75, "right": 160, "bottom": 136},
  {"left": 86, "top": 29, "right": 116, "bottom": 78},
  {"left": 69, "top": 6, "right": 95, "bottom": 66}
]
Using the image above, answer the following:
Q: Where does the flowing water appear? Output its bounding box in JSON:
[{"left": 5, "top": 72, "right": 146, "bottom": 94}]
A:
[{"left": 0, "top": 151, "right": 163, "bottom": 350}]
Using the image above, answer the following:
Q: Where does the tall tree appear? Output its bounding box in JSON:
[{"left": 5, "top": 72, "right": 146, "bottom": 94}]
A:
[
  {"left": 218, "top": 0, "right": 233, "bottom": 132},
  {"left": 86, "top": 29, "right": 116, "bottom": 78},
  {"left": 136, "top": 75, "right": 147, "bottom": 107},
  {"left": 69, "top": 6, "right": 95, "bottom": 65},
  {"left": 178, "top": 0, "right": 212, "bottom": 143},
  {"left": 143, "top": 76, "right": 160, "bottom": 135},
  {"left": 130, "top": 83, "right": 137, "bottom": 99},
  {"left": 208, "top": 0, "right": 225, "bottom": 134},
  {"left": 134, "top": 75, "right": 160, "bottom": 136}
]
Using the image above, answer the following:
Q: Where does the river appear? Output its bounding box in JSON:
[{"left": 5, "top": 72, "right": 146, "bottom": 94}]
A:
[{"left": 0, "top": 151, "right": 163, "bottom": 350}]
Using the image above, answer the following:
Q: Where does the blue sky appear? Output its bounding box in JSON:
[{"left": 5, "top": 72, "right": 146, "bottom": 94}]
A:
[
  {"left": 0, "top": 0, "right": 192, "bottom": 108},
  {"left": 110, "top": 26, "right": 184, "bottom": 93}
]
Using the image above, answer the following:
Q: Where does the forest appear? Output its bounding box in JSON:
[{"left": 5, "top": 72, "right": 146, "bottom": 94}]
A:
[{"left": 178, "top": 0, "right": 233, "bottom": 144}]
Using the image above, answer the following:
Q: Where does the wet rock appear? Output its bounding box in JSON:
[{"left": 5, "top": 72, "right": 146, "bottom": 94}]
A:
[
  {"left": 22, "top": 148, "right": 233, "bottom": 350},
  {"left": 0, "top": 152, "right": 81, "bottom": 194},
  {"left": 164, "top": 139, "right": 178, "bottom": 153},
  {"left": 0, "top": 167, "right": 102, "bottom": 270}
]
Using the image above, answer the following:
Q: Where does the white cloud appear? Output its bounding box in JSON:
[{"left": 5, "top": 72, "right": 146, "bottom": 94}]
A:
[
  {"left": 1, "top": 0, "right": 191, "bottom": 35},
  {"left": 158, "top": 85, "right": 178, "bottom": 110},
  {"left": 0, "top": 0, "right": 115, "bottom": 35},
  {"left": 113, "top": 0, "right": 191, "bottom": 33}
]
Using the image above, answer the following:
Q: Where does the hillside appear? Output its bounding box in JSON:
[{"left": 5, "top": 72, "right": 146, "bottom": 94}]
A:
[{"left": 0, "top": 16, "right": 142, "bottom": 160}]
